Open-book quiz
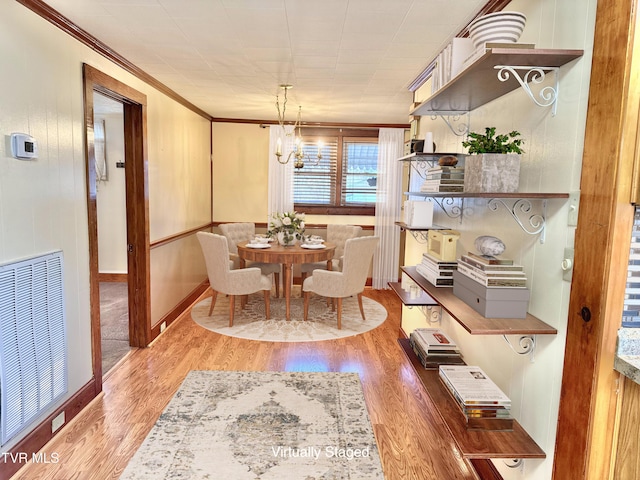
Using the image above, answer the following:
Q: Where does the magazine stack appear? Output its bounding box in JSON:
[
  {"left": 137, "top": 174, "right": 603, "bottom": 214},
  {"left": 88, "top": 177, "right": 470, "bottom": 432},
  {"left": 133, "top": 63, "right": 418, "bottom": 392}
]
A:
[
  {"left": 457, "top": 252, "right": 527, "bottom": 288},
  {"left": 416, "top": 252, "right": 458, "bottom": 287},
  {"left": 420, "top": 166, "right": 464, "bottom": 193},
  {"left": 438, "top": 365, "right": 514, "bottom": 430},
  {"left": 409, "top": 328, "right": 464, "bottom": 369}
]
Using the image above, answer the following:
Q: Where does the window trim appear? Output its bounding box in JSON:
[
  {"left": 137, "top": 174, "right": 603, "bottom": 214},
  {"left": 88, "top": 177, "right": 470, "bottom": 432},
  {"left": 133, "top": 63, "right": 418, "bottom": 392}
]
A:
[{"left": 294, "top": 128, "right": 378, "bottom": 215}]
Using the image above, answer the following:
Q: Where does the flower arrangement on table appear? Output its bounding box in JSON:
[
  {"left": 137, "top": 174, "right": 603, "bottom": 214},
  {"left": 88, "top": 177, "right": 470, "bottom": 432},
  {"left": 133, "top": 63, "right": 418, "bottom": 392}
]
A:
[{"left": 267, "top": 211, "right": 306, "bottom": 246}]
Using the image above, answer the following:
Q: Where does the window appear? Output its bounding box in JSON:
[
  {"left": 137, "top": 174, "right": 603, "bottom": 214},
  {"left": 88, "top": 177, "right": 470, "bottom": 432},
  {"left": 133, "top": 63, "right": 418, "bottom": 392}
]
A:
[{"left": 293, "top": 128, "right": 378, "bottom": 215}]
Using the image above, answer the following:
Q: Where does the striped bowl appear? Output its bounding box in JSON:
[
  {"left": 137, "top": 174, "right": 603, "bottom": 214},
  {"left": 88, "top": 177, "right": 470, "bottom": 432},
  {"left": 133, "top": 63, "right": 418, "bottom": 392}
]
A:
[{"left": 468, "top": 11, "right": 527, "bottom": 49}]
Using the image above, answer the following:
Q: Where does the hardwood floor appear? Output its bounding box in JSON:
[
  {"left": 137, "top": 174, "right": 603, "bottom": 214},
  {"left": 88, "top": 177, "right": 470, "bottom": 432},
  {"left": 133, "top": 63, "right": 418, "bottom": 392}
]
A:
[{"left": 12, "top": 289, "right": 479, "bottom": 480}]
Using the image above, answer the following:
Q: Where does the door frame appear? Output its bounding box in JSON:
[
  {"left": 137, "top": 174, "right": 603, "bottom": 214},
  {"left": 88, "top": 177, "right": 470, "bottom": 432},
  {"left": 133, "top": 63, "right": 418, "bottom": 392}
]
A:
[{"left": 83, "top": 64, "right": 151, "bottom": 391}]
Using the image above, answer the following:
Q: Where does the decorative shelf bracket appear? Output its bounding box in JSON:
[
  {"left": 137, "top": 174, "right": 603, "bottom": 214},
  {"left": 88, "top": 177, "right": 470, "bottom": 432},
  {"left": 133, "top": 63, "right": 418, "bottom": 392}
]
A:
[
  {"left": 421, "top": 305, "right": 442, "bottom": 324},
  {"left": 488, "top": 198, "right": 547, "bottom": 243},
  {"left": 494, "top": 65, "right": 561, "bottom": 116},
  {"left": 431, "top": 197, "right": 465, "bottom": 222},
  {"left": 503, "top": 335, "right": 536, "bottom": 361},
  {"left": 407, "top": 230, "right": 429, "bottom": 243},
  {"left": 408, "top": 160, "right": 435, "bottom": 180},
  {"left": 430, "top": 112, "right": 470, "bottom": 136}
]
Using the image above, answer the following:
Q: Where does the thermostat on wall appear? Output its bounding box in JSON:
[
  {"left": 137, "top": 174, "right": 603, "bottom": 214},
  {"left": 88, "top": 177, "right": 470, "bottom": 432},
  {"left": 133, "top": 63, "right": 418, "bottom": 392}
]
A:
[{"left": 11, "top": 133, "right": 38, "bottom": 160}]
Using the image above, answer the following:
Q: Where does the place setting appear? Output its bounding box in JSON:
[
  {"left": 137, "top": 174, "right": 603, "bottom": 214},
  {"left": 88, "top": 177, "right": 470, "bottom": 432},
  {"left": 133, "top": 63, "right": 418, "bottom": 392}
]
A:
[
  {"left": 245, "top": 234, "right": 272, "bottom": 249},
  {"left": 300, "top": 234, "right": 326, "bottom": 249}
]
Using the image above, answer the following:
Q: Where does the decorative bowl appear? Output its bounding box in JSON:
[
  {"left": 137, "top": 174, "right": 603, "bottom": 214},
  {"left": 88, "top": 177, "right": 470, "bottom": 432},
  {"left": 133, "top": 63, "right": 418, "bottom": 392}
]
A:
[{"left": 468, "top": 11, "right": 527, "bottom": 49}]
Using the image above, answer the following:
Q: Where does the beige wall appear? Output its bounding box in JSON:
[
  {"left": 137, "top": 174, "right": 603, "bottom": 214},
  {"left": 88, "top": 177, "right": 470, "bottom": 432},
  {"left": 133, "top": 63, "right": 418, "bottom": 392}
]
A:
[
  {"left": 0, "top": 1, "right": 211, "bottom": 450},
  {"left": 407, "top": 1, "right": 597, "bottom": 478},
  {"left": 212, "top": 122, "right": 375, "bottom": 228}
]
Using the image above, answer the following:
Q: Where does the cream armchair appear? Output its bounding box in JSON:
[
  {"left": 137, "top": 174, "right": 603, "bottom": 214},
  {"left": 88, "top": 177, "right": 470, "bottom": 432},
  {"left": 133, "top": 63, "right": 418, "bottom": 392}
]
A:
[
  {"left": 300, "top": 224, "right": 362, "bottom": 282},
  {"left": 219, "top": 222, "right": 281, "bottom": 297},
  {"left": 197, "top": 232, "right": 272, "bottom": 327},
  {"left": 302, "top": 236, "right": 379, "bottom": 329}
]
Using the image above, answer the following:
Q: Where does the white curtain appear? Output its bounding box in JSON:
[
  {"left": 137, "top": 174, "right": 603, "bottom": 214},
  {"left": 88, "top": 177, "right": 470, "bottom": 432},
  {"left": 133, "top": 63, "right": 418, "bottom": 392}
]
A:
[
  {"left": 268, "top": 125, "right": 295, "bottom": 218},
  {"left": 372, "top": 128, "right": 404, "bottom": 289}
]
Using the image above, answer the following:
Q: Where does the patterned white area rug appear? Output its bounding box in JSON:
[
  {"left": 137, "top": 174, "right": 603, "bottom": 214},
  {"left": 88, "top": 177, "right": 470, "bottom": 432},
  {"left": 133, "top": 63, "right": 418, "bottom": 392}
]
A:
[
  {"left": 120, "top": 370, "right": 384, "bottom": 479},
  {"left": 190, "top": 289, "right": 387, "bottom": 342}
]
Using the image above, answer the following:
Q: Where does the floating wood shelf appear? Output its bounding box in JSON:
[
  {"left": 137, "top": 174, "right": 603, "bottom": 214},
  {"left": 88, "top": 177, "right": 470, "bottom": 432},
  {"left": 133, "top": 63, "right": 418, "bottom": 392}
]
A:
[
  {"left": 398, "top": 338, "right": 546, "bottom": 459},
  {"left": 411, "top": 48, "right": 584, "bottom": 115},
  {"left": 389, "top": 281, "right": 438, "bottom": 307},
  {"left": 401, "top": 266, "right": 557, "bottom": 335}
]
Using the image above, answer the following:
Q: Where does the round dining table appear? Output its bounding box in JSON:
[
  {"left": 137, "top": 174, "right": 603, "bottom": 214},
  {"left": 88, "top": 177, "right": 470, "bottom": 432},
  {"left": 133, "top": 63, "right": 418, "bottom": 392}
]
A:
[{"left": 237, "top": 240, "right": 336, "bottom": 321}]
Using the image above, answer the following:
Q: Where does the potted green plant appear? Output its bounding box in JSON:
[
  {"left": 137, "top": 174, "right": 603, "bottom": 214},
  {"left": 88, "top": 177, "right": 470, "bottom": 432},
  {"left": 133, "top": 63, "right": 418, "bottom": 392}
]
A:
[{"left": 461, "top": 127, "right": 525, "bottom": 193}]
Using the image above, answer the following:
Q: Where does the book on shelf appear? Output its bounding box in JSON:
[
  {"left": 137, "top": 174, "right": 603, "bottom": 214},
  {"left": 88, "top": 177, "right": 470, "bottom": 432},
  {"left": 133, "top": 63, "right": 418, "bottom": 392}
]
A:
[
  {"left": 410, "top": 329, "right": 464, "bottom": 369},
  {"left": 464, "top": 251, "right": 515, "bottom": 265},
  {"left": 457, "top": 267, "right": 528, "bottom": 287},
  {"left": 412, "top": 328, "right": 459, "bottom": 352},
  {"left": 459, "top": 254, "right": 524, "bottom": 271},
  {"left": 425, "top": 172, "right": 465, "bottom": 180},
  {"left": 420, "top": 184, "right": 464, "bottom": 193},
  {"left": 423, "top": 178, "right": 465, "bottom": 185},
  {"left": 457, "top": 261, "right": 526, "bottom": 279},
  {"left": 438, "top": 365, "right": 511, "bottom": 407},
  {"left": 416, "top": 264, "right": 454, "bottom": 287},
  {"left": 422, "top": 253, "right": 458, "bottom": 270}
]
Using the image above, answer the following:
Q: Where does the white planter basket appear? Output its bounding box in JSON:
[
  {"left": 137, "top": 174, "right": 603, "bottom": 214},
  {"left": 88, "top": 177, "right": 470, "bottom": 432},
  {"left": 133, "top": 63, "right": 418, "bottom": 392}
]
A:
[{"left": 463, "top": 154, "right": 521, "bottom": 193}]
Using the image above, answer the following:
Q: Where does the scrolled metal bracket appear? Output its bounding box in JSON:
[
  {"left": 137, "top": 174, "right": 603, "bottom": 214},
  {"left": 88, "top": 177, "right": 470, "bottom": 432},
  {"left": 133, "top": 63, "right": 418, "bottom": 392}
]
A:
[
  {"left": 408, "top": 230, "right": 429, "bottom": 243},
  {"left": 421, "top": 305, "right": 442, "bottom": 324},
  {"left": 503, "top": 335, "right": 536, "bottom": 361},
  {"left": 487, "top": 198, "right": 547, "bottom": 243},
  {"left": 494, "top": 65, "right": 561, "bottom": 116},
  {"left": 431, "top": 197, "right": 464, "bottom": 222},
  {"left": 430, "top": 112, "right": 470, "bottom": 137}
]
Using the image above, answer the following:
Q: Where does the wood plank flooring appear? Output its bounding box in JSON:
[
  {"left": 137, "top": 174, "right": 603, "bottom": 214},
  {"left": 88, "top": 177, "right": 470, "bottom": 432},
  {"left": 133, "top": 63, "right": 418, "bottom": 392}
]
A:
[{"left": 12, "top": 289, "right": 479, "bottom": 480}]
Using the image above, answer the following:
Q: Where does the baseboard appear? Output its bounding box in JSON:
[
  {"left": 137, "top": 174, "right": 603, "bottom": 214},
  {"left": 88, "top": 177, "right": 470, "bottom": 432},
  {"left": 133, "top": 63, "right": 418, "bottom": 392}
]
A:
[
  {"left": 0, "top": 379, "right": 97, "bottom": 480},
  {"left": 150, "top": 280, "right": 209, "bottom": 340},
  {"left": 98, "top": 272, "right": 128, "bottom": 282}
]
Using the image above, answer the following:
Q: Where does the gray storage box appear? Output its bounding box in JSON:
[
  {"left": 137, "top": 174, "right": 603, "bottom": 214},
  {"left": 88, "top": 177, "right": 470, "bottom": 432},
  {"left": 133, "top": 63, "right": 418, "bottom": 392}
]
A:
[{"left": 452, "top": 271, "right": 529, "bottom": 318}]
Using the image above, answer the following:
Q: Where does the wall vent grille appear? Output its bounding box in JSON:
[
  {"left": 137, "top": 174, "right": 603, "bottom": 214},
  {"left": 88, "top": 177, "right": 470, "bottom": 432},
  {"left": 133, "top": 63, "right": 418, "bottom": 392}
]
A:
[{"left": 0, "top": 251, "right": 67, "bottom": 445}]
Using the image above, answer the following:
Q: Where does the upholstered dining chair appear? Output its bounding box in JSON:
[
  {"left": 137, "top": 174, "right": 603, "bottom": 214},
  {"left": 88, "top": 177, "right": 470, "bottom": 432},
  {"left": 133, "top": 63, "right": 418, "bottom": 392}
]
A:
[
  {"left": 302, "top": 236, "right": 379, "bottom": 329},
  {"left": 219, "top": 222, "right": 281, "bottom": 297},
  {"left": 300, "top": 224, "right": 362, "bottom": 282},
  {"left": 196, "top": 232, "right": 271, "bottom": 327}
]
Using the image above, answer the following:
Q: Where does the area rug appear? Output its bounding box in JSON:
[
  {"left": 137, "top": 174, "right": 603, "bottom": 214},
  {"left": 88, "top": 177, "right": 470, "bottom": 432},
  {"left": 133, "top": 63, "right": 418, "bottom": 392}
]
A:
[
  {"left": 190, "top": 289, "right": 387, "bottom": 342},
  {"left": 120, "top": 370, "right": 384, "bottom": 479}
]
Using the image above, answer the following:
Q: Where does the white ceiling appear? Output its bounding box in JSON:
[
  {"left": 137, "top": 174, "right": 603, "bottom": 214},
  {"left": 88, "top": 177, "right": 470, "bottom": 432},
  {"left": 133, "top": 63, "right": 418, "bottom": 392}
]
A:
[{"left": 44, "top": 0, "right": 487, "bottom": 124}]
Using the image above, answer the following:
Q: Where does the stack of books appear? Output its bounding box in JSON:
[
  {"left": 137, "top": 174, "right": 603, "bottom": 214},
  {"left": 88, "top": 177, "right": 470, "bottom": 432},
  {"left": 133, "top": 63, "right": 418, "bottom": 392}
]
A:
[
  {"left": 416, "top": 252, "right": 457, "bottom": 287},
  {"left": 409, "top": 328, "right": 465, "bottom": 369},
  {"left": 420, "top": 166, "right": 464, "bottom": 193},
  {"left": 457, "top": 252, "right": 527, "bottom": 288},
  {"left": 438, "top": 365, "right": 514, "bottom": 430}
]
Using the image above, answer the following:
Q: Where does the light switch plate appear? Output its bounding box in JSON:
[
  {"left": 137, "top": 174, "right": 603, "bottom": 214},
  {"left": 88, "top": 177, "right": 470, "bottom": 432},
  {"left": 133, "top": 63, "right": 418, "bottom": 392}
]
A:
[
  {"left": 568, "top": 191, "right": 580, "bottom": 226},
  {"left": 562, "top": 248, "right": 574, "bottom": 282}
]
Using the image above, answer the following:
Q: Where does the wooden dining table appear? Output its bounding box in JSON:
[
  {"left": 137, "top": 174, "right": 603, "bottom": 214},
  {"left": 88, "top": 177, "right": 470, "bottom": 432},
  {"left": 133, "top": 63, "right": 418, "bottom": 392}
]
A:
[{"left": 237, "top": 240, "right": 336, "bottom": 321}]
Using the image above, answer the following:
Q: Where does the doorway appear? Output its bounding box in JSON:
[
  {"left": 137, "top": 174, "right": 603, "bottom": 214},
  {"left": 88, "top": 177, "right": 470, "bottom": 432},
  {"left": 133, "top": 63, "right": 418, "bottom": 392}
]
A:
[
  {"left": 83, "top": 64, "right": 151, "bottom": 392},
  {"left": 93, "top": 92, "right": 132, "bottom": 375}
]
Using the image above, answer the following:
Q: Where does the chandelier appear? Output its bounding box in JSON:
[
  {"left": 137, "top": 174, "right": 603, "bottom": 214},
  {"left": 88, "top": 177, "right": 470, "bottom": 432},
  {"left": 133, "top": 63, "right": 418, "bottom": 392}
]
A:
[{"left": 274, "top": 84, "right": 322, "bottom": 169}]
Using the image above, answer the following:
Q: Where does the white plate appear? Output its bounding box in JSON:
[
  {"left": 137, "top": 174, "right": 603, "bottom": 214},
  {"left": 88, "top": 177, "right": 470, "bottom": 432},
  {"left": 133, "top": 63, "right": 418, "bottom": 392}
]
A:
[
  {"left": 246, "top": 243, "right": 271, "bottom": 249},
  {"left": 301, "top": 244, "right": 326, "bottom": 249}
]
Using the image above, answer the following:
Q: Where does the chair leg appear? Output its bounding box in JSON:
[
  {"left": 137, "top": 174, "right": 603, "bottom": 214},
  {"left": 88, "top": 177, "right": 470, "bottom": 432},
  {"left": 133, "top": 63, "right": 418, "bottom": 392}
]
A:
[
  {"left": 303, "top": 291, "right": 310, "bottom": 321},
  {"left": 357, "top": 293, "right": 366, "bottom": 321},
  {"left": 264, "top": 290, "right": 271, "bottom": 319},
  {"left": 301, "top": 271, "right": 307, "bottom": 284},
  {"left": 229, "top": 295, "right": 235, "bottom": 327},
  {"left": 208, "top": 290, "right": 218, "bottom": 316},
  {"left": 274, "top": 273, "right": 280, "bottom": 298},
  {"left": 337, "top": 297, "right": 342, "bottom": 330}
]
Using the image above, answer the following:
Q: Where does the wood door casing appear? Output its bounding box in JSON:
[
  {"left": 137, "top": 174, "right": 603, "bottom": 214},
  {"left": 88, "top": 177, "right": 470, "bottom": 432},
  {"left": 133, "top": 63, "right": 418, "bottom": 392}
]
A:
[
  {"left": 553, "top": 0, "right": 639, "bottom": 478},
  {"left": 83, "top": 64, "right": 151, "bottom": 394}
]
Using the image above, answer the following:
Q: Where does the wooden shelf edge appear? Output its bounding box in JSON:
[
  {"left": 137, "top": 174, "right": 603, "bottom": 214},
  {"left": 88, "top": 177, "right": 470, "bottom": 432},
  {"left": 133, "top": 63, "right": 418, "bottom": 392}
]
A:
[
  {"left": 389, "top": 281, "right": 439, "bottom": 306},
  {"left": 401, "top": 266, "right": 557, "bottom": 335},
  {"left": 395, "top": 221, "right": 448, "bottom": 231},
  {"left": 398, "top": 338, "right": 546, "bottom": 459}
]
